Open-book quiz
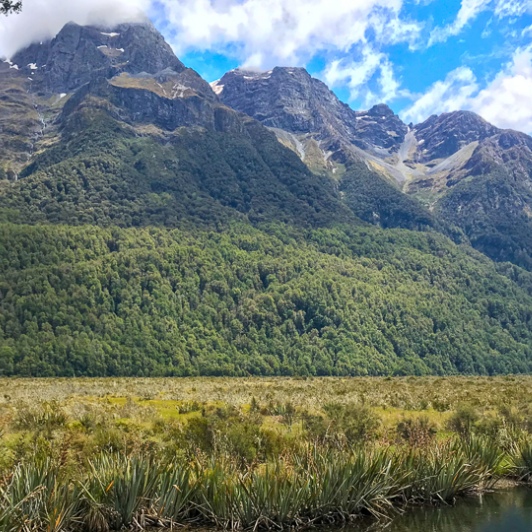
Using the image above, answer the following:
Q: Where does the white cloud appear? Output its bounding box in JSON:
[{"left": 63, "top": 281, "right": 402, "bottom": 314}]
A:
[
  {"left": 429, "top": 0, "right": 532, "bottom": 45},
  {"left": 325, "top": 47, "right": 385, "bottom": 95},
  {"left": 401, "top": 45, "right": 532, "bottom": 133},
  {"left": 0, "top": 0, "right": 149, "bottom": 58},
  {"left": 323, "top": 46, "right": 406, "bottom": 106},
  {"left": 401, "top": 67, "right": 478, "bottom": 124},
  {"left": 494, "top": 0, "right": 532, "bottom": 17},
  {"left": 154, "top": 0, "right": 421, "bottom": 69},
  {"left": 429, "top": 0, "right": 491, "bottom": 44},
  {"left": 469, "top": 45, "right": 532, "bottom": 132}
]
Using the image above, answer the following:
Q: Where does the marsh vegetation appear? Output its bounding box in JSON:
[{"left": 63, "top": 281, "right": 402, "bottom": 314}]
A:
[{"left": 0, "top": 377, "right": 531, "bottom": 531}]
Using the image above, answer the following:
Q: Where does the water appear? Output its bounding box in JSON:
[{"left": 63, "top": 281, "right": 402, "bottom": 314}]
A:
[{"left": 356, "top": 488, "right": 532, "bottom": 531}]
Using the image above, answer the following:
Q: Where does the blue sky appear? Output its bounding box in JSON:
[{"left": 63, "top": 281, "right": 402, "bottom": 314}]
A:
[
  {"left": 151, "top": 0, "right": 532, "bottom": 131},
  {"left": 1, "top": 0, "right": 532, "bottom": 132}
]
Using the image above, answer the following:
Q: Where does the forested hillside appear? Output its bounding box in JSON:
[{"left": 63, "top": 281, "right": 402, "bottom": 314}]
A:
[{"left": 2, "top": 222, "right": 532, "bottom": 377}]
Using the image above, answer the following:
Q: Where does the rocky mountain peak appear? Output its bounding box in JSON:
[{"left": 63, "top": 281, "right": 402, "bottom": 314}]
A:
[
  {"left": 414, "top": 110, "right": 500, "bottom": 161},
  {"left": 215, "top": 66, "right": 409, "bottom": 159},
  {"left": 11, "top": 20, "right": 185, "bottom": 94},
  {"left": 353, "top": 104, "right": 408, "bottom": 153},
  {"left": 214, "top": 66, "right": 350, "bottom": 135},
  {"left": 367, "top": 103, "right": 396, "bottom": 118}
]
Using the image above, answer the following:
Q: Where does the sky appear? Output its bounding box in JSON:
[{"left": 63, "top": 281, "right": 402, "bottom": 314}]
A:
[{"left": 1, "top": 0, "right": 532, "bottom": 132}]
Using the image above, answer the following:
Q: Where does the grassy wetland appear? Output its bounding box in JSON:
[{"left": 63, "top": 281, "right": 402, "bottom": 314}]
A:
[{"left": 1, "top": 376, "right": 532, "bottom": 531}]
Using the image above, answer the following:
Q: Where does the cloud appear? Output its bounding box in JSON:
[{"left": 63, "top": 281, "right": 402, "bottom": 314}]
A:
[
  {"left": 0, "top": 0, "right": 149, "bottom": 58},
  {"left": 469, "top": 45, "right": 532, "bottom": 132},
  {"left": 494, "top": 0, "right": 532, "bottom": 17},
  {"left": 429, "top": 0, "right": 532, "bottom": 45},
  {"left": 401, "top": 45, "right": 532, "bottom": 133},
  {"left": 323, "top": 45, "right": 406, "bottom": 106},
  {"left": 154, "top": 0, "right": 421, "bottom": 69},
  {"left": 429, "top": 0, "right": 491, "bottom": 44},
  {"left": 400, "top": 67, "right": 478, "bottom": 124}
]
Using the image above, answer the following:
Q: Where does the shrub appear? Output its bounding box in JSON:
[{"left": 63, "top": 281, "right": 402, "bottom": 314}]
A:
[
  {"left": 396, "top": 416, "right": 437, "bottom": 446},
  {"left": 446, "top": 404, "right": 479, "bottom": 439}
]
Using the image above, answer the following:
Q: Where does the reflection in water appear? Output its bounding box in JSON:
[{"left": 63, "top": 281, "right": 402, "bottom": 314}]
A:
[{"left": 352, "top": 488, "right": 532, "bottom": 532}]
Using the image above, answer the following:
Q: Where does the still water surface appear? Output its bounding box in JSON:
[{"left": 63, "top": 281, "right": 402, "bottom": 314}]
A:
[{"left": 355, "top": 488, "right": 532, "bottom": 531}]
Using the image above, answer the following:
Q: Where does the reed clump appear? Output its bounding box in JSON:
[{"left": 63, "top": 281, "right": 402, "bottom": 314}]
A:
[{"left": 0, "top": 444, "right": 501, "bottom": 532}]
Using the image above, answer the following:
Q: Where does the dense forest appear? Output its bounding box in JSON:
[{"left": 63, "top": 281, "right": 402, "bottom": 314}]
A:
[{"left": 2, "top": 221, "right": 532, "bottom": 377}]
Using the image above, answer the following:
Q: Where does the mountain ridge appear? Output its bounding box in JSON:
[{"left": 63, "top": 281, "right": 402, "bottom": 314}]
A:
[{"left": 215, "top": 66, "right": 532, "bottom": 270}]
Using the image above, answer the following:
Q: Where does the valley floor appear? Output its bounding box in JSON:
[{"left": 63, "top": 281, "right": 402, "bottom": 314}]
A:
[{"left": 1, "top": 377, "right": 531, "bottom": 531}]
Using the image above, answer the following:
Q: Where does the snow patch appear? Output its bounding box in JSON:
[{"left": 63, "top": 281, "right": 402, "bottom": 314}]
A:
[
  {"left": 418, "top": 139, "right": 425, "bottom": 145},
  {"left": 101, "top": 32, "right": 120, "bottom": 37},
  {"left": 59, "top": 93, "right": 67, "bottom": 99},
  {"left": 10, "top": 64, "right": 19, "bottom": 70},
  {"left": 172, "top": 83, "right": 189, "bottom": 99},
  {"left": 98, "top": 45, "right": 124, "bottom": 53},
  {"left": 3, "top": 59, "right": 13, "bottom": 66},
  {"left": 210, "top": 81, "right": 224, "bottom": 95},
  {"left": 27, "top": 63, "right": 38, "bottom": 70}
]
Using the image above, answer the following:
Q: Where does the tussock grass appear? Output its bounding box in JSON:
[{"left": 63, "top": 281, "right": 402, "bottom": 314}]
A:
[{"left": 1, "top": 376, "right": 531, "bottom": 530}]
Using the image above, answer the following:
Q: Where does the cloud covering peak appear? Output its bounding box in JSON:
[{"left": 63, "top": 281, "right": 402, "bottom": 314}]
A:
[{"left": 0, "top": 0, "right": 150, "bottom": 58}]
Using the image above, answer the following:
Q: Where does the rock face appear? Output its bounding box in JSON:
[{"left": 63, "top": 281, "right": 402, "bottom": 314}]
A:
[
  {"left": 353, "top": 104, "right": 409, "bottom": 153},
  {"left": 12, "top": 21, "right": 185, "bottom": 94},
  {"left": 62, "top": 71, "right": 242, "bottom": 134},
  {"left": 1, "top": 21, "right": 226, "bottom": 176},
  {"left": 414, "top": 111, "right": 500, "bottom": 161},
  {"left": 213, "top": 68, "right": 357, "bottom": 137},
  {"left": 214, "top": 68, "right": 407, "bottom": 158}
]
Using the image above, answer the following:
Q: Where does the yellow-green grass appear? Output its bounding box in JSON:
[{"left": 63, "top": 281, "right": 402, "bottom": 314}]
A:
[
  {"left": 2, "top": 375, "right": 531, "bottom": 403},
  {"left": 0, "top": 376, "right": 532, "bottom": 448},
  {"left": 1, "top": 377, "right": 532, "bottom": 531}
]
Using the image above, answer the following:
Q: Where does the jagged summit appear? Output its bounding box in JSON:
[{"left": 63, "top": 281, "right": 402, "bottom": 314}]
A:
[
  {"left": 215, "top": 66, "right": 408, "bottom": 158},
  {"left": 214, "top": 66, "right": 353, "bottom": 135},
  {"left": 11, "top": 21, "right": 185, "bottom": 94},
  {"left": 414, "top": 110, "right": 500, "bottom": 161}
]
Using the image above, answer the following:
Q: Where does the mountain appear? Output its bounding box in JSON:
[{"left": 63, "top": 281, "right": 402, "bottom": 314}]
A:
[
  {"left": 213, "top": 68, "right": 438, "bottom": 232},
  {"left": 400, "top": 113, "right": 532, "bottom": 270},
  {"left": 215, "top": 69, "right": 532, "bottom": 270},
  {"left": 212, "top": 68, "right": 408, "bottom": 158},
  {"left": 0, "top": 22, "right": 355, "bottom": 229},
  {"left": 2, "top": 22, "right": 532, "bottom": 377}
]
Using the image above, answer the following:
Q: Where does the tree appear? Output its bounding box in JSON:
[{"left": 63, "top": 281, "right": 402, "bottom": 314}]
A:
[{"left": 1, "top": 1, "right": 21, "bottom": 14}]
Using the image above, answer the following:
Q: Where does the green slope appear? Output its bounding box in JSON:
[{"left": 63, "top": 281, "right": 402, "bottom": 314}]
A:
[
  {"left": 1, "top": 222, "right": 532, "bottom": 377},
  {"left": 436, "top": 171, "right": 532, "bottom": 271},
  {"left": 1, "top": 77, "right": 532, "bottom": 378},
  {"left": 0, "top": 109, "right": 352, "bottom": 229}
]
